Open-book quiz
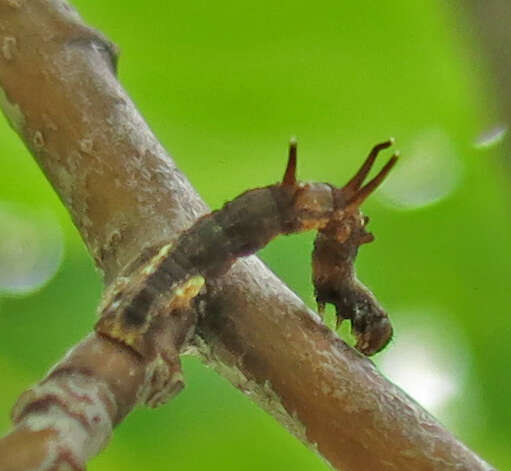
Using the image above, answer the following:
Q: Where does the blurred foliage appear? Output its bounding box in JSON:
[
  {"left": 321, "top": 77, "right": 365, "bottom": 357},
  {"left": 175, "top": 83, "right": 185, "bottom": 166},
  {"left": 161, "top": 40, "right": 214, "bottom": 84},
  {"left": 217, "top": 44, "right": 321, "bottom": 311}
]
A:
[{"left": 1, "top": 0, "right": 510, "bottom": 469}]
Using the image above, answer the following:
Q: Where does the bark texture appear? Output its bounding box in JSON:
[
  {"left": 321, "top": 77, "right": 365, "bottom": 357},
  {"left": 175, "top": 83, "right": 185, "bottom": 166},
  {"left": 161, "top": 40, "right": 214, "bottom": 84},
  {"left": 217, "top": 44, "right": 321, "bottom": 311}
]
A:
[{"left": 0, "top": 0, "right": 496, "bottom": 470}]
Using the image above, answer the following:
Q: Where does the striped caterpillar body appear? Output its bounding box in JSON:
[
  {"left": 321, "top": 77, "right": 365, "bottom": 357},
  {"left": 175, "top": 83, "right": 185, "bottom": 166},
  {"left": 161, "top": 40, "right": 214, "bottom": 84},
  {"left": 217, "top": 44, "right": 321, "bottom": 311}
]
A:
[{"left": 96, "top": 140, "right": 398, "bottom": 391}]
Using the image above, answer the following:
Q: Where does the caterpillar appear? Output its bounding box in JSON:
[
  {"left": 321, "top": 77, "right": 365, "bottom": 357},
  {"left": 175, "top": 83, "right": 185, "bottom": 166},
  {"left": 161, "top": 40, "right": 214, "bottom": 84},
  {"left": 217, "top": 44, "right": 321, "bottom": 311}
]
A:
[{"left": 96, "top": 139, "right": 398, "bottom": 373}]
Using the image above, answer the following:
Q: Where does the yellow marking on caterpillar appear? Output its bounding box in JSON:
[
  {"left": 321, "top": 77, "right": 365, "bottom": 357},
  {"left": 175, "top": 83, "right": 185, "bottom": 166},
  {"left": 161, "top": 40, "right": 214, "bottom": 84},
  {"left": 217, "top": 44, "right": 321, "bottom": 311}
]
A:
[
  {"left": 96, "top": 315, "right": 139, "bottom": 350},
  {"left": 142, "top": 243, "right": 174, "bottom": 276},
  {"left": 167, "top": 275, "right": 205, "bottom": 311}
]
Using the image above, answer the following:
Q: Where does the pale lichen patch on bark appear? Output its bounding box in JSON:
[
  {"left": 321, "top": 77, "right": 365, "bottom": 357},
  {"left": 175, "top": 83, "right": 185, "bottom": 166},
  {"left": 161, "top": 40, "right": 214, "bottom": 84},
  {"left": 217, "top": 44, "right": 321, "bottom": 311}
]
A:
[
  {"left": 46, "top": 0, "right": 82, "bottom": 24},
  {"left": 4, "top": 0, "right": 25, "bottom": 8},
  {"left": 23, "top": 406, "right": 92, "bottom": 468},
  {"left": 101, "top": 226, "right": 124, "bottom": 262},
  {"left": 33, "top": 130, "right": 45, "bottom": 149},
  {"left": 0, "top": 86, "right": 25, "bottom": 133},
  {"left": 79, "top": 137, "right": 94, "bottom": 154},
  {"left": 1, "top": 36, "right": 17, "bottom": 61},
  {"left": 42, "top": 113, "right": 59, "bottom": 132},
  {"left": 8, "top": 425, "right": 63, "bottom": 471},
  {"left": 12, "top": 375, "right": 115, "bottom": 467},
  {"left": 66, "top": 150, "right": 83, "bottom": 175},
  {"left": 53, "top": 164, "right": 75, "bottom": 207}
]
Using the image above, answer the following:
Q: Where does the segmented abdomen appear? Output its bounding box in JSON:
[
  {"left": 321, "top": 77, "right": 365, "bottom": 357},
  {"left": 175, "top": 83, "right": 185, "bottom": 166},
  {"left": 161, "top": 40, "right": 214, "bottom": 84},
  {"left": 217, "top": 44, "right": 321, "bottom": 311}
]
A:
[{"left": 96, "top": 186, "right": 292, "bottom": 355}]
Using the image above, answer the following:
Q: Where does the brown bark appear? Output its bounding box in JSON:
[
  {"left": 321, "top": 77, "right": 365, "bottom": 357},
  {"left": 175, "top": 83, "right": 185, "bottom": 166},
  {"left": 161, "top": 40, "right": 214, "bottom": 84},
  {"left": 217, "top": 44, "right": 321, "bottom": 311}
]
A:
[
  {"left": 463, "top": 0, "right": 511, "bottom": 125},
  {"left": 0, "top": 0, "right": 496, "bottom": 470}
]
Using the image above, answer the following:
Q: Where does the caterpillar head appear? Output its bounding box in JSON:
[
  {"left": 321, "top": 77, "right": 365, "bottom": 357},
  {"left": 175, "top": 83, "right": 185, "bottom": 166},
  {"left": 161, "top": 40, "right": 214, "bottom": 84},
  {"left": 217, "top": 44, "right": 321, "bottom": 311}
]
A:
[
  {"left": 282, "top": 139, "right": 398, "bottom": 355},
  {"left": 313, "top": 139, "right": 397, "bottom": 355}
]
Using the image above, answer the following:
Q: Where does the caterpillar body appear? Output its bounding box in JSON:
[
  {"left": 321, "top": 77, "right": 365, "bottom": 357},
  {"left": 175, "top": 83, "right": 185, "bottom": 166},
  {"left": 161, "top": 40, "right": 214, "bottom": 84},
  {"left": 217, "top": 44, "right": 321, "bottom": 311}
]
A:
[{"left": 96, "top": 139, "right": 398, "bottom": 367}]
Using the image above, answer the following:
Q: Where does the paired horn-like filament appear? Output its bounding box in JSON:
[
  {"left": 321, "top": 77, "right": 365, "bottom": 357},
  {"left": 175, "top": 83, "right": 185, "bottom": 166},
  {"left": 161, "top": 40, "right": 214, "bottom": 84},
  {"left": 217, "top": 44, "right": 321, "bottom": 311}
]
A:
[
  {"left": 343, "top": 138, "right": 394, "bottom": 196},
  {"left": 281, "top": 137, "right": 398, "bottom": 210},
  {"left": 344, "top": 151, "right": 399, "bottom": 212},
  {"left": 282, "top": 137, "right": 298, "bottom": 186}
]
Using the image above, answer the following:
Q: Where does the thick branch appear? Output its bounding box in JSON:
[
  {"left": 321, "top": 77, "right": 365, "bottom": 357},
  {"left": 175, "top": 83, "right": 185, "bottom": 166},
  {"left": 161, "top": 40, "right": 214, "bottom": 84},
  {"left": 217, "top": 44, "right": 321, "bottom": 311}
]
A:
[{"left": 0, "top": 1, "right": 495, "bottom": 470}]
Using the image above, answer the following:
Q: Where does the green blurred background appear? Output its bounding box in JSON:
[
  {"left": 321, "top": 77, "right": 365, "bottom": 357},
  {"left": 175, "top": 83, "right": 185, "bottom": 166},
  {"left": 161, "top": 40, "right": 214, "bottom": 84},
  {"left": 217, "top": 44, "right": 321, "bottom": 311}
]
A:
[{"left": 1, "top": 1, "right": 510, "bottom": 469}]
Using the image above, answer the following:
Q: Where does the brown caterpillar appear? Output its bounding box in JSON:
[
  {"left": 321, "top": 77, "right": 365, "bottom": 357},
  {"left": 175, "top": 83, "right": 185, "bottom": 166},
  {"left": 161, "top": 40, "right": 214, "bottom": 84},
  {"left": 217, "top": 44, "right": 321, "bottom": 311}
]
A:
[{"left": 96, "top": 139, "right": 398, "bottom": 364}]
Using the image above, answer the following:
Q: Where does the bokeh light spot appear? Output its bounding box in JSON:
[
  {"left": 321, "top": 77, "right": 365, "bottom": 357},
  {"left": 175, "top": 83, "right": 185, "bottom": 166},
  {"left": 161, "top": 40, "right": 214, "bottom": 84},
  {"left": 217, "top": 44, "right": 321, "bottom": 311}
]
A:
[
  {"left": 0, "top": 202, "right": 63, "bottom": 295},
  {"left": 378, "top": 308, "right": 469, "bottom": 415},
  {"left": 474, "top": 124, "right": 508, "bottom": 149},
  {"left": 378, "top": 129, "right": 463, "bottom": 210}
]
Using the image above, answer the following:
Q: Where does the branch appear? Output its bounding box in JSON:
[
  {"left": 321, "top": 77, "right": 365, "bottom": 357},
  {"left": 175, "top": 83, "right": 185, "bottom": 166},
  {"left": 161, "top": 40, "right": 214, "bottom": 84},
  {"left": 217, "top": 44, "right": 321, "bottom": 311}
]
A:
[{"left": 0, "top": 1, "right": 495, "bottom": 470}]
